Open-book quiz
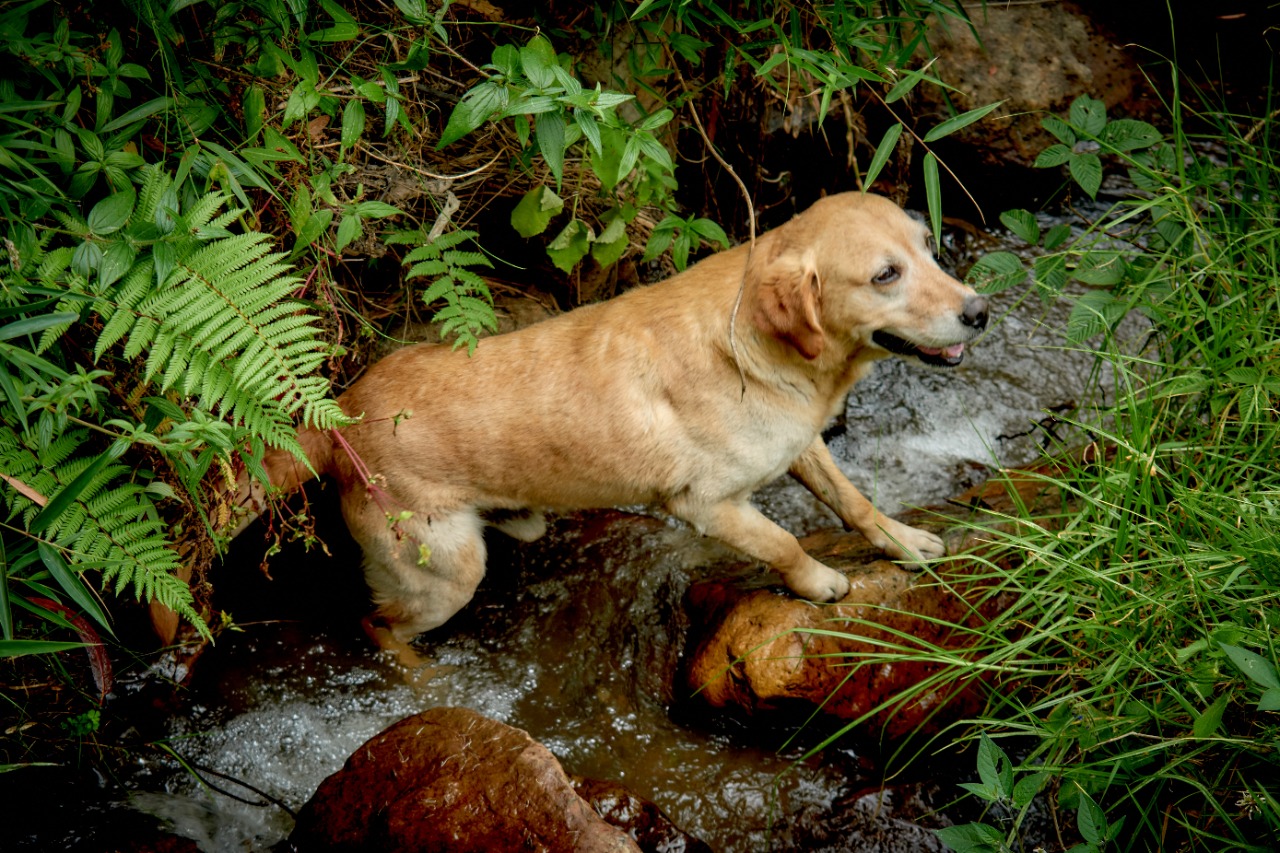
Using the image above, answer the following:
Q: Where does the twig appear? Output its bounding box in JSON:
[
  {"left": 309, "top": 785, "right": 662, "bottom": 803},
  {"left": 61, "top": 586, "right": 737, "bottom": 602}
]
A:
[
  {"left": 362, "top": 146, "right": 502, "bottom": 182},
  {"left": 670, "top": 55, "right": 757, "bottom": 398}
]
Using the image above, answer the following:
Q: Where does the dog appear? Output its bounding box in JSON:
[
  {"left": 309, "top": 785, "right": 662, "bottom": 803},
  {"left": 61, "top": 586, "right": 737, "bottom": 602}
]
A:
[{"left": 237, "top": 192, "right": 988, "bottom": 646}]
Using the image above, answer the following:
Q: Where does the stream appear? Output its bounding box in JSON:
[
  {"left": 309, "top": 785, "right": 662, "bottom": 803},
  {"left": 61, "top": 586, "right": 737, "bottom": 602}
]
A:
[{"left": 14, "top": 216, "right": 1141, "bottom": 851}]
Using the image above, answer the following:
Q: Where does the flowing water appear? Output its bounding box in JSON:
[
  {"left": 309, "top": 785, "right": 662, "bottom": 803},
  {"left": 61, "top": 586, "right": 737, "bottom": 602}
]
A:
[{"left": 17, "top": 217, "right": 1143, "bottom": 851}]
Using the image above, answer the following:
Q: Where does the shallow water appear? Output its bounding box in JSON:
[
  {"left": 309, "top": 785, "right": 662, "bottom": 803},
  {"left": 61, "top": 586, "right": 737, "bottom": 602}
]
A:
[{"left": 49, "top": 220, "right": 1137, "bottom": 851}]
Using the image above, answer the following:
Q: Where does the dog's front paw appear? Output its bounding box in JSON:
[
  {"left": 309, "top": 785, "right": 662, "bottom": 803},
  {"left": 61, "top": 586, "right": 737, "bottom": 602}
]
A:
[
  {"left": 877, "top": 520, "right": 946, "bottom": 567},
  {"left": 786, "top": 560, "right": 851, "bottom": 603}
]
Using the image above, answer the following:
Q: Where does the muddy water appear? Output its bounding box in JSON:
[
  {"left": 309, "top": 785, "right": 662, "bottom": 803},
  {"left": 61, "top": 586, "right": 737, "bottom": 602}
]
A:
[{"left": 109, "top": 221, "right": 1130, "bottom": 852}]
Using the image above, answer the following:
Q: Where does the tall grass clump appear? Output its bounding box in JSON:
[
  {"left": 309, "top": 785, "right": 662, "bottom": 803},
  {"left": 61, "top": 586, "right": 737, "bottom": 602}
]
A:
[{"left": 833, "top": 89, "right": 1280, "bottom": 851}]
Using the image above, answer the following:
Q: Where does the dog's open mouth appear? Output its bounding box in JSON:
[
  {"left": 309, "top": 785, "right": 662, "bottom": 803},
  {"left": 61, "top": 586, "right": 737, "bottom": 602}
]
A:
[{"left": 872, "top": 330, "right": 966, "bottom": 367}]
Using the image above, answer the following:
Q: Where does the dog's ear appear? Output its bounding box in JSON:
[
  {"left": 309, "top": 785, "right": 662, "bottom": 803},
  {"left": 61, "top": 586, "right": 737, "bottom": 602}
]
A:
[{"left": 748, "top": 251, "right": 825, "bottom": 360}]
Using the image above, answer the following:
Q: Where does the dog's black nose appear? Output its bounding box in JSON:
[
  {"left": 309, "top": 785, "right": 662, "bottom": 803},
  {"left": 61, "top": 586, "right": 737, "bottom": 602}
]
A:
[{"left": 961, "top": 295, "right": 989, "bottom": 330}]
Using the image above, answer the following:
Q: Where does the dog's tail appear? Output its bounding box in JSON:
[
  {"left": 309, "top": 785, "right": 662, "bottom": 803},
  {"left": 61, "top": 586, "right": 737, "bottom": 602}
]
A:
[{"left": 229, "top": 426, "right": 335, "bottom": 537}]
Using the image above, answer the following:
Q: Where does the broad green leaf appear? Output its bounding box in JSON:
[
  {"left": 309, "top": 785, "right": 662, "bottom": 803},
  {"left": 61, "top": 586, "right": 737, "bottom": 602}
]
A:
[
  {"left": 520, "top": 36, "right": 558, "bottom": 89},
  {"left": 242, "top": 85, "right": 266, "bottom": 140},
  {"left": 341, "top": 98, "right": 366, "bottom": 152},
  {"left": 590, "top": 215, "right": 629, "bottom": 267},
  {"left": 1192, "top": 693, "right": 1230, "bottom": 738},
  {"left": 935, "top": 821, "right": 1005, "bottom": 852},
  {"left": 923, "top": 100, "right": 1004, "bottom": 142},
  {"left": 1069, "top": 152, "right": 1102, "bottom": 198},
  {"left": 546, "top": 219, "right": 592, "bottom": 273},
  {"left": 1034, "top": 253, "right": 1068, "bottom": 301},
  {"left": 1220, "top": 644, "right": 1280, "bottom": 690},
  {"left": 922, "top": 151, "right": 942, "bottom": 248},
  {"left": 1043, "top": 222, "right": 1072, "bottom": 250},
  {"left": 536, "top": 111, "right": 567, "bottom": 188},
  {"left": 511, "top": 185, "right": 564, "bottom": 238},
  {"left": 1012, "top": 772, "right": 1049, "bottom": 810},
  {"left": 690, "top": 217, "right": 728, "bottom": 249},
  {"left": 436, "top": 81, "right": 505, "bottom": 148},
  {"left": 88, "top": 187, "right": 136, "bottom": 235},
  {"left": 98, "top": 240, "right": 136, "bottom": 288},
  {"left": 999, "top": 209, "right": 1040, "bottom": 245},
  {"left": 862, "top": 123, "right": 902, "bottom": 190},
  {"left": 1259, "top": 688, "right": 1280, "bottom": 711},
  {"left": 310, "top": 0, "right": 360, "bottom": 41},
  {"left": 335, "top": 214, "right": 361, "bottom": 253},
  {"left": 1076, "top": 789, "right": 1108, "bottom": 845},
  {"left": 71, "top": 240, "right": 103, "bottom": 278}
]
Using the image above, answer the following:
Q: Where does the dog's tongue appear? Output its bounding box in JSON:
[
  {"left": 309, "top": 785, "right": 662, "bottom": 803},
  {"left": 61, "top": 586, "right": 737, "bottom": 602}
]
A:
[{"left": 917, "top": 343, "right": 965, "bottom": 358}]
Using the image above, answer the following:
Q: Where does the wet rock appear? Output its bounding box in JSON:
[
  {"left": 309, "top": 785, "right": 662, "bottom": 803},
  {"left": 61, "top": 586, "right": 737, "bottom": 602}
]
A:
[
  {"left": 684, "top": 476, "right": 1049, "bottom": 737},
  {"left": 921, "top": 2, "right": 1152, "bottom": 167},
  {"left": 572, "top": 776, "right": 714, "bottom": 853},
  {"left": 287, "top": 706, "right": 644, "bottom": 852},
  {"left": 794, "top": 782, "right": 951, "bottom": 853}
]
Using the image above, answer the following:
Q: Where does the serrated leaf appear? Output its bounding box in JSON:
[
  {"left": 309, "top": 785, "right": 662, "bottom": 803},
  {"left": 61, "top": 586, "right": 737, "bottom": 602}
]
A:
[
  {"left": 965, "top": 252, "right": 1027, "bottom": 295},
  {"left": 1100, "top": 118, "right": 1162, "bottom": 152},
  {"left": 1072, "top": 251, "right": 1126, "bottom": 286},
  {"left": 1034, "top": 144, "right": 1072, "bottom": 168},
  {"left": 1065, "top": 289, "right": 1119, "bottom": 344},
  {"left": 935, "top": 821, "right": 1005, "bottom": 852},
  {"left": 924, "top": 100, "right": 1004, "bottom": 142},
  {"left": 1069, "top": 95, "right": 1107, "bottom": 136},
  {"left": 1042, "top": 114, "right": 1077, "bottom": 146},
  {"left": 863, "top": 123, "right": 902, "bottom": 190},
  {"left": 511, "top": 186, "right": 564, "bottom": 238},
  {"left": 1069, "top": 152, "right": 1102, "bottom": 198},
  {"left": 999, "top": 209, "right": 1040, "bottom": 245}
]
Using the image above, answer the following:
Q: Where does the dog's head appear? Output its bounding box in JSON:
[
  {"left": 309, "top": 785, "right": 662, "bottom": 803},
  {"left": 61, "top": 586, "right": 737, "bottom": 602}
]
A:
[{"left": 748, "top": 192, "right": 987, "bottom": 366}]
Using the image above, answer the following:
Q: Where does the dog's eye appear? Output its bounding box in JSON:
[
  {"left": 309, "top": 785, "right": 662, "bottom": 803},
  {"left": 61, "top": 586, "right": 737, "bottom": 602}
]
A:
[{"left": 872, "top": 265, "right": 900, "bottom": 286}]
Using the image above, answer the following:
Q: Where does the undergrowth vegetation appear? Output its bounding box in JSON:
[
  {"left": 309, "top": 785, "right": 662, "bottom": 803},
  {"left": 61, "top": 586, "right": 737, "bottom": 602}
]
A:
[{"left": 814, "top": 87, "right": 1280, "bottom": 850}]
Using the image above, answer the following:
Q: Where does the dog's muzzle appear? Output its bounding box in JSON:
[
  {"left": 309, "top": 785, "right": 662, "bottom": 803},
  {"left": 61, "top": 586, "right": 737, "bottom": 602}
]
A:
[{"left": 873, "top": 295, "right": 989, "bottom": 367}]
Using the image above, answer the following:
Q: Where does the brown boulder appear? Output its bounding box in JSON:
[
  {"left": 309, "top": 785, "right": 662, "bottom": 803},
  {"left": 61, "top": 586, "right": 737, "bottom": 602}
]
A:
[
  {"left": 921, "top": 2, "right": 1153, "bottom": 166},
  {"left": 289, "top": 706, "right": 641, "bottom": 852},
  {"left": 683, "top": 474, "right": 1050, "bottom": 737}
]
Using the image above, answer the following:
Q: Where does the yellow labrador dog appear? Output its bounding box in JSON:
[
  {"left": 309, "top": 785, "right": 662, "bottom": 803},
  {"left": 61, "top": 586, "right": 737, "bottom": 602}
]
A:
[{"left": 240, "top": 192, "right": 988, "bottom": 644}]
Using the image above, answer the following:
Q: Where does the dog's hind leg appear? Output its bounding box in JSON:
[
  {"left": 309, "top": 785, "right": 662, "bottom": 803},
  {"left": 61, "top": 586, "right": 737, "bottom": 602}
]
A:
[{"left": 341, "top": 496, "right": 489, "bottom": 653}]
